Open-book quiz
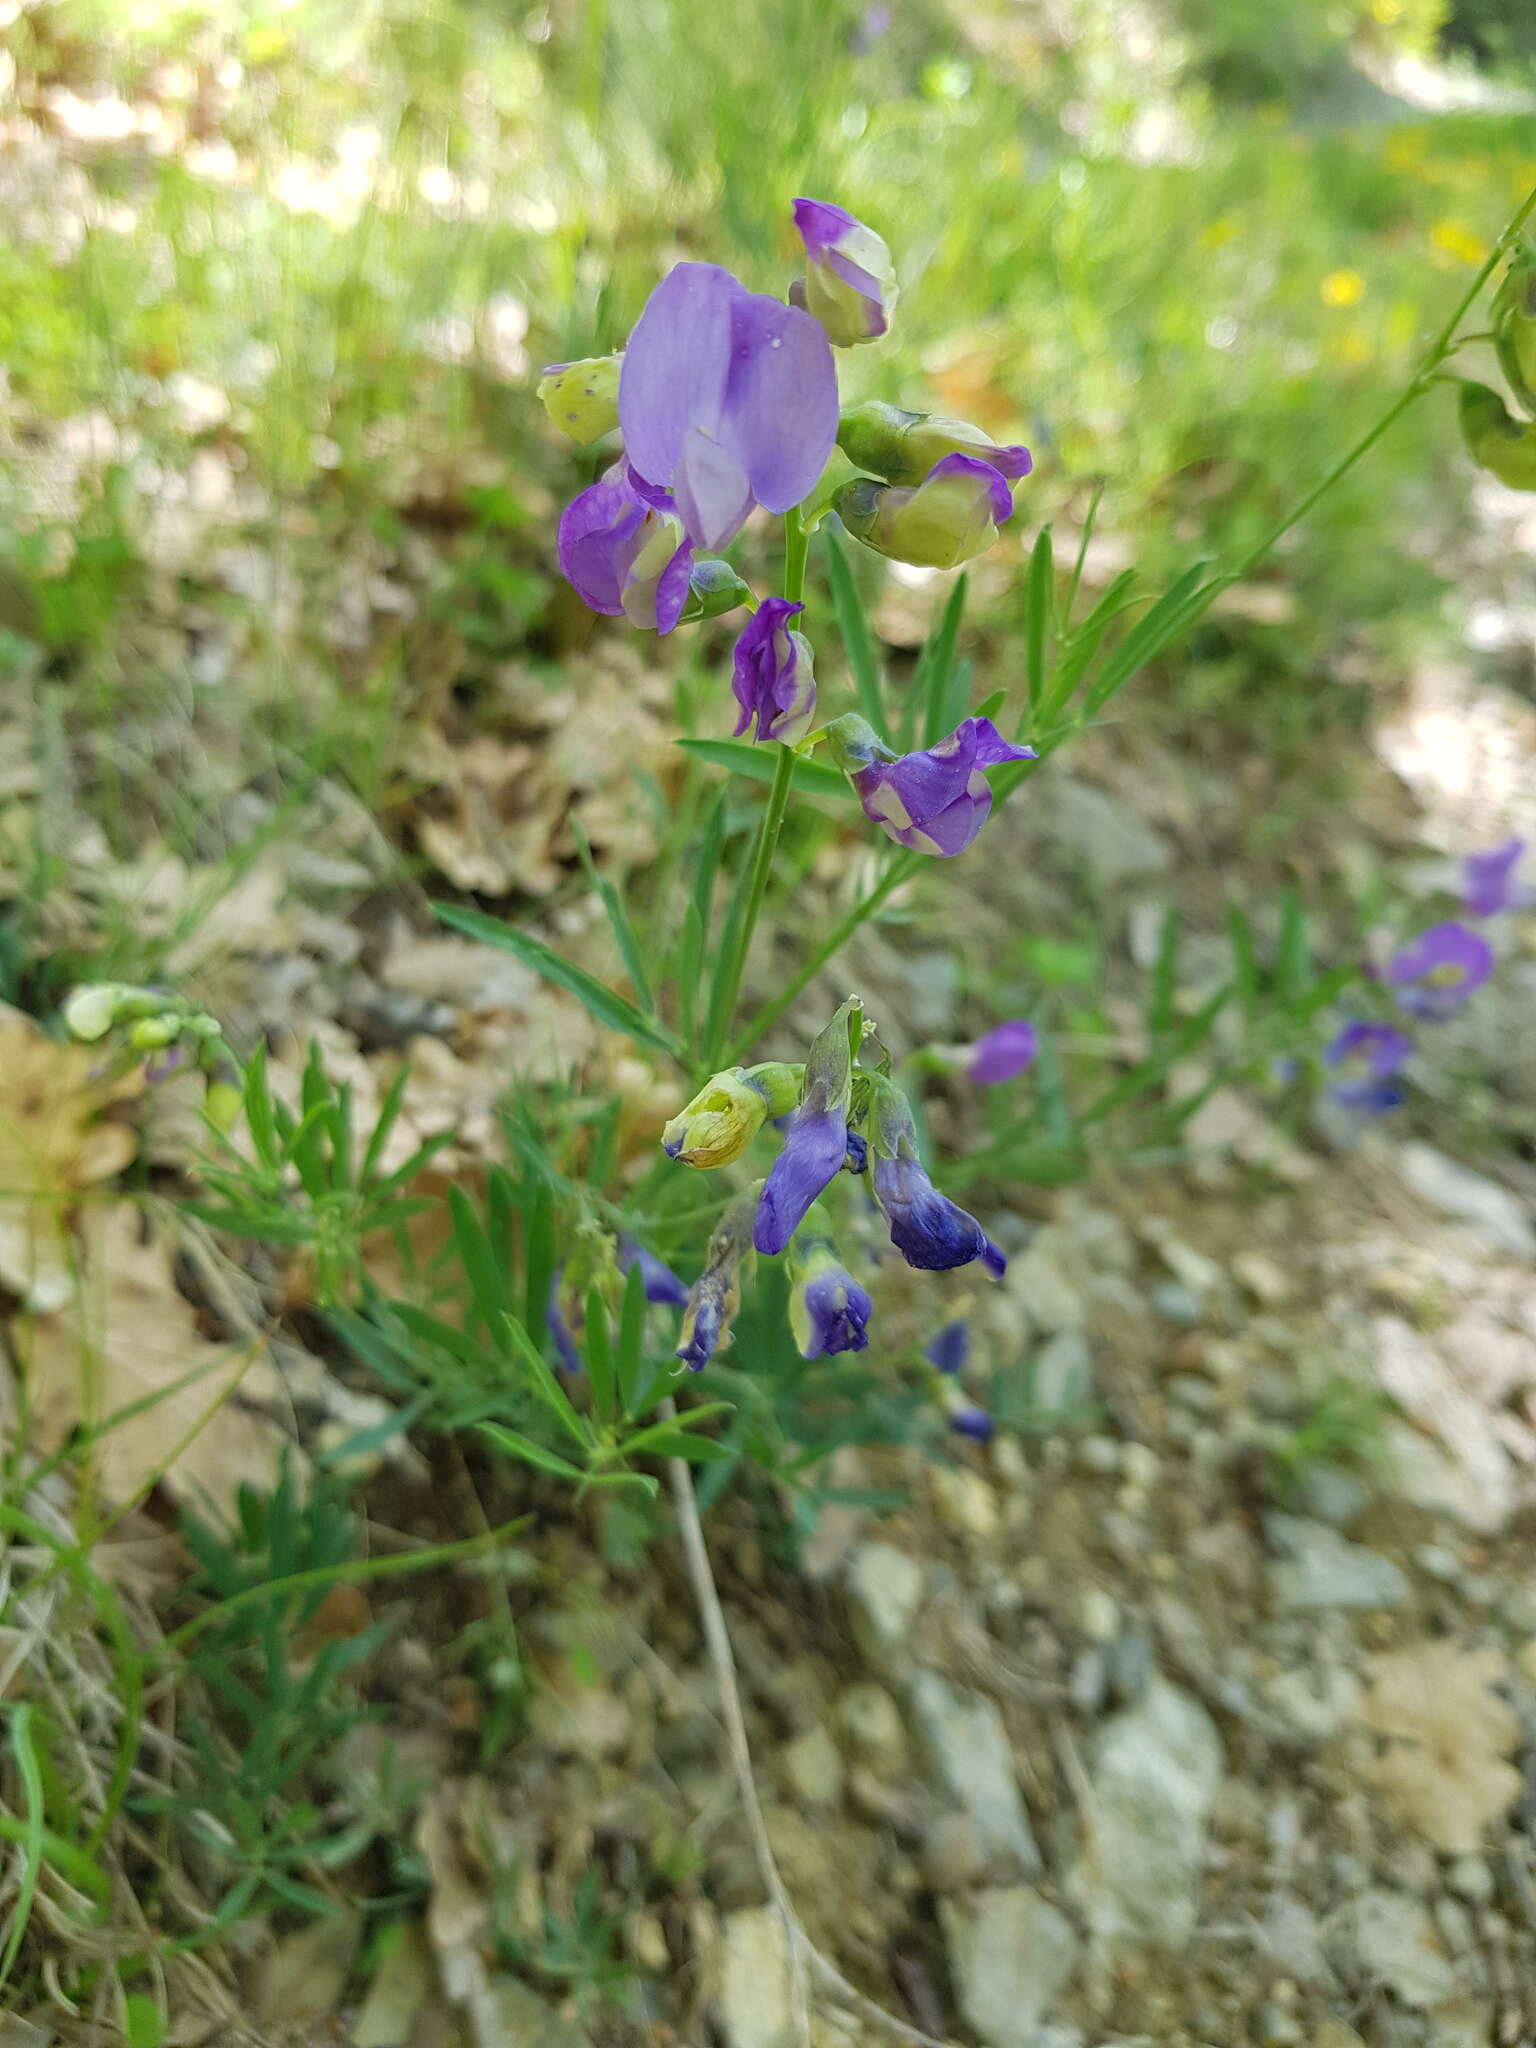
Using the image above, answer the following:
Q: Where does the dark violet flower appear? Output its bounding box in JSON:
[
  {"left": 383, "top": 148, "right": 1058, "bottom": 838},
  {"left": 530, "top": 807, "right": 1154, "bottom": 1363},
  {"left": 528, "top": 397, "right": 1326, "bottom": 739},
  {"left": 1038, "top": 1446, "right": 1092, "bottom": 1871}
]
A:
[
  {"left": 732, "top": 597, "right": 817, "bottom": 744},
  {"left": 1464, "top": 836, "right": 1529, "bottom": 917},
  {"left": 825, "top": 712, "right": 1036, "bottom": 858},
  {"left": 868, "top": 1074, "right": 1006, "bottom": 1277},
  {"left": 676, "top": 1193, "right": 756, "bottom": 1372},
  {"left": 843, "top": 1128, "right": 869, "bottom": 1175},
  {"left": 557, "top": 463, "right": 692, "bottom": 633},
  {"left": 968, "top": 1019, "right": 1039, "bottom": 1084},
  {"left": 1386, "top": 920, "right": 1495, "bottom": 1020},
  {"left": 926, "top": 1320, "right": 970, "bottom": 1376},
  {"left": 1324, "top": 1020, "right": 1414, "bottom": 1114},
  {"left": 619, "top": 262, "right": 839, "bottom": 550},
  {"left": 837, "top": 400, "right": 1032, "bottom": 487},
  {"left": 947, "top": 1400, "right": 995, "bottom": 1444},
  {"left": 790, "top": 198, "right": 897, "bottom": 348},
  {"left": 619, "top": 1237, "right": 689, "bottom": 1308},
  {"left": 835, "top": 452, "right": 1018, "bottom": 570},
  {"left": 788, "top": 1233, "right": 873, "bottom": 1359},
  {"left": 547, "top": 1273, "right": 584, "bottom": 1374},
  {"left": 754, "top": 999, "right": 858, "bottom": 1256}
]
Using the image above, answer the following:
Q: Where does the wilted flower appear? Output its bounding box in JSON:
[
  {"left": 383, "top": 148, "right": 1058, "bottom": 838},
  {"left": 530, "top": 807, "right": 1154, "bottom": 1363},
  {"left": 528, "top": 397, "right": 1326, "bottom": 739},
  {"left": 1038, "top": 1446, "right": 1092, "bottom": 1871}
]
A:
[
  {"left": 619, "top": 262, "right": 839, "bottom": 549},
  {"left": 1464, "top": 836, "right": 1529, "bottom": 917},
  {"left": 967, "top": 1020, "right": 1039, "bottom": 1084},
  {"left": 824, "top": 713, "right": 1036, "bottom": 858},
  {"left": 732, "top": 597, "right": 816, "bottom": 744},
  {"left": 790, "top": 198, "right": 898, "bottom": 348},
  {"left": 620, "top": 1237, "right": 689, "bottom": 1308},
  {"left": 1387, "top": 921, "right": 1494, "bottom": 1020},
  {"left": 663, "top": 1063, "right": 802, "bottom": 1169},
  {"left": 1324, "top": 1020, "right": 1413, "bottom": 1114},
  {"left": 925, "top": 1321, "right": 969, "bottom": 1375},
  {"left": 755, "top": 1001, "right": 859, "bottom": 1256},
  {"left": 788, "top": 1222, "right": 873, "bottom": 1358},
  {"left": 867, "top": 1074, "right": 1005, "bottom": 1277},
  {"left": 835, "top": 452, "right": 1018, "bottom": 569},
  {"left": 1457, "top": 383, "right": 1536, "bottom": 492},
  {"left": 538, "top": 355, "right": 622, "bottom": 442},
  {"left": 557, "top": 464, "right": 692, "bottom": 633},
  {"left": 837, "top": 400, "right": 1032, "bottom": 488},
  {"left": 677, "top": 1194, "right": 757, "bottom": 1372}
]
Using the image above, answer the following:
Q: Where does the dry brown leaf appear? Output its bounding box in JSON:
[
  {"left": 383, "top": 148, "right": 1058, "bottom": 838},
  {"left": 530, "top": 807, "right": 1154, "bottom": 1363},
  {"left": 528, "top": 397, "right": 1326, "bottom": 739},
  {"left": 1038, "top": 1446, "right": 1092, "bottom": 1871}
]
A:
[
  {"left": 14, "top": 1203, "right": 294, "bottom": 1515},
  {"left": 0, "top": 1004, "right": 139, "bottom": 1311},
  {"left": 1355, "top": 1639, "right": 1522, "bottom": 1854}
]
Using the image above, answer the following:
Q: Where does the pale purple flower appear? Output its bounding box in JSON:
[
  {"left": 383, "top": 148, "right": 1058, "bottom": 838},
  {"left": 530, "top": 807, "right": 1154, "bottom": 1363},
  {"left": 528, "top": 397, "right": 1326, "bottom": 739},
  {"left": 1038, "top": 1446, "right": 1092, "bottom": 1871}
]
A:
[
  {"left": 619, "top": 262, "right": 838, "bottom": 549},
  {"left": 791, "top": 198, "right": 897, "bottom": 347},
  {"left": 825, "top": 713, "right": 1036, "bottom": 858},
  {"left": 732, "top": 597, "right": 816, "bottom": 744},
  {"left": 1324, "top": 1020, "right": 1413, "bottom": 1114},
  {"left": 968, "top": 1020, "right": 1039, "bottom": 1084},
  {"left": 1387, "top": 920, "right": 1494, "bottom": 1020},
  {"left": 1464, "top": 836, "right": 1529, "bottom": 917},
  {"left": 557, "top": 463, "right": 692, "bottom": 632}
]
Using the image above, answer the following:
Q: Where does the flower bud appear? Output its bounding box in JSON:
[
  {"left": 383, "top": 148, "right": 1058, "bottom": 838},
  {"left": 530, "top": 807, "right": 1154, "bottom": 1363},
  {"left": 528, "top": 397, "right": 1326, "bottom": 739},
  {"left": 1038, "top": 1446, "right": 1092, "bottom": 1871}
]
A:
[
  {"left": 129, "top": 1014, "right": 182, "bottom": 1051},
  {"left": 1457, "top": 382, "right": 1536, "bottom": 492},
  {"left": 835, "top": 453, "right": 1017, "bottom": 570},
  {"left": 538, "top": 355, "right": 623, "bottom": 442},
  {"left": 791, "top": 199, "right": 897, "bottom": 347},
  {"left": 731, "top": 597, "right": 817, "bottom": 744},
  {"left": 62, "top": 982, "right": 129, "bottom": 1042},
  {"left": 1493, "top": 247, "right": 1536, "bottom": 416},
  {"left": 837, "top": 400, "right": 1032, "bottom": 487},
  {"left": 662, "top": 1064, "right": 799, "bottom": 1168},
  {"left": 678, "top": 558, "right": 752, "bottom": 625},
  {"left": 203, "top": 1078, "right": 244, "bottom": 1135}
]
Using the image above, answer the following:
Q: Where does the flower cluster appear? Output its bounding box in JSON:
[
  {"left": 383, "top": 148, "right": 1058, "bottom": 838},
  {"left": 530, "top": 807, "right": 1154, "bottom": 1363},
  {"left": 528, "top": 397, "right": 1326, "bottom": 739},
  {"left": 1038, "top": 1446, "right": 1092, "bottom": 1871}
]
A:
[
  {"left": 62, "top": 981, "right": 242, "bottom": 1130},
  {"left": 542, "top": 196, "right": 1038, "bottom": 863},
  {"left": 1323, "top": 838, "right": 1527, "bottom": 1117}
]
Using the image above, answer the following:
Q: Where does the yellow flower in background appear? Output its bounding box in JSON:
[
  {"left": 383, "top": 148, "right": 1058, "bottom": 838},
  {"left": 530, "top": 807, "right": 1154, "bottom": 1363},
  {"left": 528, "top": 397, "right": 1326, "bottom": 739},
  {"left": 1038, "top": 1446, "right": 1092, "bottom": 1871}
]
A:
[
  {"left": 1431, "top": 219, "right": 1485, "bottom": 266},
  {"left": 1202, "top": 215, "right": 1239, "bottom": 252},
  {"left": 1321, "top": 270, "right": 1366, "bottom": 309}
]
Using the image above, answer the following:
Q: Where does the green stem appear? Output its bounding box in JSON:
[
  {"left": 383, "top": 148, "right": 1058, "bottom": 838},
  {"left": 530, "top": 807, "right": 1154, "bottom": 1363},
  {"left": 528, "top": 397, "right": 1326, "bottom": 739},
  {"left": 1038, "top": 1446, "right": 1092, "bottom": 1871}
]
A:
[{"left": 782, "top": 506, "right": 810, "bottom": 607}]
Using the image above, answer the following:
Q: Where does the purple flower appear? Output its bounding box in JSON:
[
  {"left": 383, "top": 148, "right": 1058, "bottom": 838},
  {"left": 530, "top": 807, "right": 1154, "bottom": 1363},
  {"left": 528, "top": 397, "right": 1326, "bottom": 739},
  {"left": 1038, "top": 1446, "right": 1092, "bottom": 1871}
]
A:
[
  {"left": 732, "top": 597, "right": 817, "bottom": 744},
  {"left": 825, "top": 713, "right": 1037, "bottom": 858},
  {"left": 790, "top": 198, "right": 897, "bottom": 347},
  {"left": 947, "top": 1401, "right": 995, "bottom": 1444},
  {"left": 788, "top": 1238, "right": 873, "bottom": 1359},
  {"left": 557, "top": 464, "right": 692, "bottom": 633},
  {"left": 1464, "top": 836, "right": 1529, "bottom": 917},
  {"left": 926, "top": 1321, "right": 970, "bottom": 1375},
  {"left": 1324, "top": 1020, "right": 1413, "bottom": 1114},
  {"left": 1386, "top": 920, "right": 1495, "bottom": 1020},
  {"left": 676, "top": 1193, "right": 756, "bottom": 1372},
  {"left": 843, "top": 1129, "right": 869, "bottom": 1175},
  {"left": 834, "top": 453, "right": 1018, "bottom": 570},
  {"left": 619, "top": 1237, "right": 688, "bottom": 1308},
  {"left": 851, "top": 5, "right": 892, "bottom": 53},
  {"left": 546, "top": 1273, "right": 584, "bottom": 1374},
  {"left": 968, "top": 1020, "right": 1039, "bottom": 1084},
  {"left": 868, "top": 1075, "right": 1006, "bottom": 1277},
  {"left": 619, "top": 262, "right": 838, "bottom": 550},
  {"left": 754, "top": 1001, "right": 859, "bottom": 1257}
]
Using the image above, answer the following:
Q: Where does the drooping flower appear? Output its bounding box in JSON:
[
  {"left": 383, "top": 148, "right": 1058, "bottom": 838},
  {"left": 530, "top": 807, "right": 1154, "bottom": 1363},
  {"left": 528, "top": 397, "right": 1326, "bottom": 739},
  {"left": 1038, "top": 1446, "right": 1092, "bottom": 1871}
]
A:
[
  {"left": 967, "top": 1020, "right": 1039, "bottom": 1085},
  {"left": 1386, "top": 921, "right": 1495, "bottom": 1020},
  {"left": 1324, "top": 1020, "right": 1414, "bottom": 1114},
  {"left": 619, "top": 262, "right": 839, "bottom": 549},
  {"left": 677, "top": 1193, "right": 757, "bottom": 1372},
  {"left": 867, "top": 1074, "right": 1005, "bottom": 1277},
  {"left": 619, "top": 1237, "right": 689, "bottom": 1308},
  {"left": 1464, "top": 836, "right": 1529, "bottom": 918},
  {"left": 538, "top": 355, "right": 622, "bottom": 442},
  {"left": 732, "top": 597, "right": 817, "bottom": 744},
  {"left": 662, "top": 1063, "right": 802, "bottom": 1168},
  {"left": 788, "top": 1220, "right": 873, "bottom": 1358},
  {"left": 837, "top": 400, "right": 1032, "bottom": 487},
  {"left": 824, "top": 713, "right": 1036, "bottom": 858},
  {"left": 947, "top": 1399, "right": 995, "bottom": 1443},
  {"left": 557, "top": 464, "right": 692, "bottom": 633},
  {"left": 925, "top": 1321, "right": 970, "bottom": 1376},
  {"left": 755, "top": 999, "right": 859, "bottom": 1256},
  {"left": 790, "top": 198, "right": 898, "bottom": 348},
  {"left": 834, "top": 452, "right": 1018, "bottom": 570}
]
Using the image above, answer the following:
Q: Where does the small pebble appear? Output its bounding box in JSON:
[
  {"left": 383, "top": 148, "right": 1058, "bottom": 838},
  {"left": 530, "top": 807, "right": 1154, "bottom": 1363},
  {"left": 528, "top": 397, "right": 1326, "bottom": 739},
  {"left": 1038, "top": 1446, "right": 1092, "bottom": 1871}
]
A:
[
  {"left": 1445, "top": 1855, "right": 1495, "bottom": 1906},
  {"left": 1078, "top": 1435, "right": 1121, "bottom": 1475},
  {"left": 1078, "top": 1587, "right": 1120, "bottom": 1642},
  {"left": 1414, "top": 1543, "right": 1463, "bottom": 1585}
]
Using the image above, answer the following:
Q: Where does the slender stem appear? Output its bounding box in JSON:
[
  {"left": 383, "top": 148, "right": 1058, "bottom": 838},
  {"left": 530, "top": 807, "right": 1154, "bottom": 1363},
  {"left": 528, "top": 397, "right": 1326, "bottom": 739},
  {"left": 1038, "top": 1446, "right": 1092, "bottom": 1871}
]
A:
[{"left": 782, "top": 504, "right": 810, "bottom": 607}]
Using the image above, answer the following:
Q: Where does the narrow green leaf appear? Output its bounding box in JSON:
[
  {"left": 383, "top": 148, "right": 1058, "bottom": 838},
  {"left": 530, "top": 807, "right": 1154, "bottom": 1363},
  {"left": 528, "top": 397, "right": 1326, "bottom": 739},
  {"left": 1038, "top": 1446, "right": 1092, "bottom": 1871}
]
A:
[
  {"left": 500, "top": 1312, "right": 591, "bottom": 1449},
  {"left": 920, "top": 573, "right": 969, "bottom": 745},
  {"left": 940, "top": 653, "right": 974, "bottom": 740},
  {"left": 1025, "top": 527, "right": 1053, "bottom": 711},
  {"left": 584, "top": 1283, "right": 616, "bottom": 1425},
  {"left": 823, "top": 528, "right": 885, "bottom": 735},
  {"left": 1042, "top": 567, "right": 1141, "bottom": 719},
  {"left": 523, "top": 1180, "right": 554, "bottom": 1347},
  {"left": 243, "top": 1041, "right": 278, "bottom": 1168},
  {"left": 479, "top": 1423, "right": 587, "bottom": 1483},
  {"left": 690, "top": 791, "right": 727, "bottom": 944},
  {"left": 1147, "top": 908, "right": 1180, "bottom": 1039},
  {"left": 123, "top": 1995, "right": 165, "bottom": 2048},
  {"left": 448, "top": 1186, "right": 503, "bottom": 1332},
  {"left": 0, "top": 1705, "right": 43, "bottom": 1987},
  {"left": 1081, "top": 565, "right": 1217, "bottom": 715},
  {"left": 1276, "top": 888, "right": 1311, "bottom": 998},
  {"left": 704, "top": 821, "right": 763, "bottom": 1059},
  {"left": 1226, "top": 904, "right": 1259, "bottom": 1018},
  {"left": 360, "top": 1058, "right": 413, "bottom": 1185},
  {"left": 677, "top": 738, "right": 849, "bottom": 801},
  {"left": 626, "top": 1427, "right": 734, "bottom": 1465},
  {"left": 678, "top": 901, "right": 705, "bottom": 1058},
  {"left": 616, "top": 1258, "right": 648, "bottom": 1417},
  {"left": 1063, "top": 483, "right": 1103, "bottom": 627},
  {"left": 569, "top": 814, "right": 655, "bottom": 1014},
  {"left": 974, "top": 686, "right": 1008, "bottom": 724},
  {"left": 619, "top": 1403, "right": 735, "bottom": 1462},
  {"left": 434, "top": 903, "right": 677, "bottom": 1055}
]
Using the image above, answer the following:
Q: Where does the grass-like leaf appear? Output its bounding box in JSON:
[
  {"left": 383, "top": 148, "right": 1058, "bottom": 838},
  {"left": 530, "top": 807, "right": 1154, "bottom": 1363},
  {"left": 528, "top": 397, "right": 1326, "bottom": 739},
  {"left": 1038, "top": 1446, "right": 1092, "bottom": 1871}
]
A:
[{"left": 434, "top": 903, "right": 679, "bottom": 1055}]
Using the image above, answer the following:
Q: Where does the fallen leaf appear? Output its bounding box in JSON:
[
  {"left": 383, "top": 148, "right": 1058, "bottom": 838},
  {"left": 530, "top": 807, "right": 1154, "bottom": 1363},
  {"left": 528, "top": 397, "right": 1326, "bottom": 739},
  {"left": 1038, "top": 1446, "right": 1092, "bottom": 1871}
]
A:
[
  {"left": 14, "top": 1203, "right": 294, "bottom": 1516},
  {"left": 1355, "top": 1639, "right": 1522, "bottom": 1854}
]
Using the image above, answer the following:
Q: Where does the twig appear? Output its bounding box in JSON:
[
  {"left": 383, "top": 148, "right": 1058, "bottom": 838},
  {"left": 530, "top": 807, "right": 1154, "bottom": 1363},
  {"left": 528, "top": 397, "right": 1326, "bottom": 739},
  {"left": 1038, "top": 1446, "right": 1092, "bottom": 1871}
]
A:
[{"left": 661, "top": 1401, "right": 955, "bottom": 2048}]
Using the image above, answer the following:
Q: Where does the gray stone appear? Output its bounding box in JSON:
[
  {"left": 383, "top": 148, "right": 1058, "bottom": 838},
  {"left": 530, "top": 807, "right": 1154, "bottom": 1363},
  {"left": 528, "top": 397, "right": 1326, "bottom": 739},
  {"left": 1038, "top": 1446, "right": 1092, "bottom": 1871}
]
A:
[
  {"left": 1290, "top": 1461, "right": 1370, "bottom": 1530},
  {"left": 1010, "top": 1228, "right": 1090, "bottom": 1335},
  {"left": 906, "top": 1670, "right": 1041, "bottom": 1877},
  {"left": 923, "top": 1810, "right": 989, "bottom": 1893},
  {"left": 1031, "top": 1329, "right": 1096, "bottom": 1416},
  {"left": 1445, "top": 1855, "right": 1495, "bottom": 1905},
  {"left": 846, "top": 1543, "right": 925, "bottom": 1671},
  {"left": 470, "top": 1978, "right": 592, "bottom": 2048},
  {"left": 1265, "top": 1515, "right": 1410, "bottom": 1612},
  {"left": 1040, "top": 779, "right": 1173, "bottom": 885},
  {"left": 835, "top": 1683, "right": 907, "bottom": 1777},
  {"left": 1414, "top": 1543, "right": 1464, "bottom": 1584},
  {"left": 1340, "top": 1887, "right": 1458, "bottom": 2009},
  {"left": 1263, "top": 1662, "right": 1361, "bottom": 1747},
  {"left": 1151, "top": 1282, "right": 1203, "bottom": 1325},
  {"left": 781, "top": 1727, "right": 844, "bottom": 1811},
  {"left": 1396, "top": 1142, "right": 1535, "bottom": 1257},
  {"left": 939, "top": 1886, "right": 1080, "bottom": 2048},
  {"left": 719, "top": 1907, "right": 796, "bottom": 2048},
  {"left": 1074, "top": 1679, "right": 1224, "bottom": 1958}
]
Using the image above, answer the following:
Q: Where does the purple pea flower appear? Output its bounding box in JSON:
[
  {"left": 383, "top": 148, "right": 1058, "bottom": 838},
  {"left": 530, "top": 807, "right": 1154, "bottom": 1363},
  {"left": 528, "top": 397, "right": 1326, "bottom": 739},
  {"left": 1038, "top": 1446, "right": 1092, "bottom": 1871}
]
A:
[
  {"left": 825, "top": 713, "right": 1037, "bottom": 858},
  {"left": 1464, "top": 836, "right": 1529, "bottom": 917},
  {"left": 1324, "top": 1020, "right": 1414, "bottom": 1114},
  {"left": 732, "top": 597, "right": 817, "bottom": 744},
  {"left": 835, "top": 452, "right": 1018, "bottom": 570},
  {"left": 926, "top": 1321, "right": 970, "bottom": 1376},
  {"left": 755, "top": 999, "right": 858, "bottom": 1256},
  {"left": 947, "top": 1400, "right": 995, "bottom": 1444},
  {"left": 790, "top": 198, "right": 897, "bottom": 347},
  {"left": 619, "top": 1237, "right": 689, "bottom": 1308},
  {"left": 843, "top": 1128, "right": 869, "bottom": 1175},
  {"left": 968, "top": 1020, "right": 1039, "bottom": 1084},
  {"left": 619, "top": 262, "right": 838, "bottom": 550},
  {"left": 788, "top": 1233, "right": 873, "bottom": 1359},
  {"left": 1386, "top": 920, "right": 1495, "bottom": 1020},
  {"left": 557, "top": 463, "right": 692, "bottom": 633},
  {"left": 868, "top": 1074, "right": 1006, "bottom": 1277}
]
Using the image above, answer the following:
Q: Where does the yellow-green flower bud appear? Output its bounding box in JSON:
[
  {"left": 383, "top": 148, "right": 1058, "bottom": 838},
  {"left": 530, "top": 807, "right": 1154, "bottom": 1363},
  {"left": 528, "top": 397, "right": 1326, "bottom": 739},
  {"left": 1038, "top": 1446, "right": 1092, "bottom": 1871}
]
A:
[
  {"left": 204, "top": 1078, "right": 243, "bottom": 1134},
  {"left": 835, "top": 453, "right": 1017, "bottom": 571},
  {"left": 1493, "top": 248, "right": 1536, "bottom": 417},
  {"left": 61, "top": 982, "right": 128, "bottom": 1042},
  {"left": 837, "top": 401, "right": 1033, "bottom": 489},
  {"left": 662, "top": 1069, "right": 770, "bottom": 1169},
  {"left": 128, "top": 1014, "right": 182, "bottom": 1051},
  {"left": 1458, "top": 381, "right": 1536, "bottom": 491},
  {"left": 538, "top": 355, "right": 622, "bottom": 443}
]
